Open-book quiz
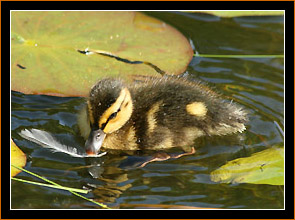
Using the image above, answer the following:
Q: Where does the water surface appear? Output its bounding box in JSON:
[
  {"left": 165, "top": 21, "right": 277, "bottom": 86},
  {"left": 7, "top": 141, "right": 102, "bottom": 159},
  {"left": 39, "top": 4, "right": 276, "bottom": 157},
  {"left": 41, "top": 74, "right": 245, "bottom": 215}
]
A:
[{"left": 11, "top": 11, "right": 284, "bottom": 209}]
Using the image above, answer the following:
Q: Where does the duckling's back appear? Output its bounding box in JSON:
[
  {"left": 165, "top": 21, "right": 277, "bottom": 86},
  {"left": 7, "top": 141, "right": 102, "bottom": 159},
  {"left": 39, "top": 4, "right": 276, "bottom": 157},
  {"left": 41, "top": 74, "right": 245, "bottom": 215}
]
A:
[{"left": 128, "top": 76, "right": 247, "bottom": 151}]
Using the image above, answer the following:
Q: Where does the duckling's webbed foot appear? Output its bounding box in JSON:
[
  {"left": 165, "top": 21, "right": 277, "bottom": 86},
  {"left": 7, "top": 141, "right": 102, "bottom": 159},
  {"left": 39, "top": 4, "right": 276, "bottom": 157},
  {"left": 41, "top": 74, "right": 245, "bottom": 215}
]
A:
[{"left": 138, "top": 147, "right": 196, "bottom": 168}]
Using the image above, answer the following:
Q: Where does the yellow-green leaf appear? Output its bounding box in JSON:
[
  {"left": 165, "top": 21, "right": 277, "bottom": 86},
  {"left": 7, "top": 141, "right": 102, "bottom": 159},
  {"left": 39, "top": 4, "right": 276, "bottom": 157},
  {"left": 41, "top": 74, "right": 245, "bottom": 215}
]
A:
[
  {"left": 210, "top": 147, "right": 284, "bottom": 185},
  {"left": 11, "top": 139, "right": 27, "bottom": 177},
  {"left": 11, "top": 11, "right": 193, "bottom": 97},
  {"left": 192, "top": 11, "right": 284, "bottom": 17}
]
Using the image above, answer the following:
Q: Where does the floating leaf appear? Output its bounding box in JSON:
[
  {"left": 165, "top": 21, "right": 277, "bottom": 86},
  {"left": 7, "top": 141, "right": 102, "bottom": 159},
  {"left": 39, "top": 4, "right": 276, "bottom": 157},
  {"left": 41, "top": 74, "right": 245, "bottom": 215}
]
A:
[
  {"left": 11, "top": 11, "right": 193, "bottom": 97},
  {"left": 210, "top": 147, "right": 284, "bottom": 185},
  {"left": 192, "top": 11, "right": 284, "bottom": 17},
  {"left": 11, "top": 139, "right": 27, "bottom": 177}
]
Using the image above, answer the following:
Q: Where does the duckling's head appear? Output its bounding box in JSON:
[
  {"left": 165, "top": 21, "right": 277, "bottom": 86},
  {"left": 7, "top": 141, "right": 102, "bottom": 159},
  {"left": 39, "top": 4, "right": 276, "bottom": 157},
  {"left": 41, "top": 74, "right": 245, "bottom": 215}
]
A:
[{"left": 84, "top": 78, "right": 133, "bottom": 155}]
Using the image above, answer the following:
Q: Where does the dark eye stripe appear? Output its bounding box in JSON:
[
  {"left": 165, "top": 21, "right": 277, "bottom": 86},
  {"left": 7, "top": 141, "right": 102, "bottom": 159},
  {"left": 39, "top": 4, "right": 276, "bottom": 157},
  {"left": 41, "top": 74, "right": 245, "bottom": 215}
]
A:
[
  {"left": 100, "top": 110, "right": 119, "bottom": 130},
  {"left": 109, "top": 112, "right": 117, "bottom": 119},
  {"left": 101, "top": 123, "right": 106, "bottom": 130}
]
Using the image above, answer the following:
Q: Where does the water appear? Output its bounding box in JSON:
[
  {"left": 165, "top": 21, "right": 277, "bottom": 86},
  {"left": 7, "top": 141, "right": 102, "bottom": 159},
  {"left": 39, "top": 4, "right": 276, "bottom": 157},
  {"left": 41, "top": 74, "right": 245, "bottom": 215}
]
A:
[{"left": 11, "top": 11, "right": 284, "bottom": 209}]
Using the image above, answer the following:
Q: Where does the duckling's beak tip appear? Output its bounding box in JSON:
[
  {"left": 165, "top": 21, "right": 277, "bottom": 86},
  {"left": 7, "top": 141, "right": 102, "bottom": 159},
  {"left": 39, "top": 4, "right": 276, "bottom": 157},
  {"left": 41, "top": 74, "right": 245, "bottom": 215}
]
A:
[{"left": 86, "top": 150, "right": 97, "bottom": 156}]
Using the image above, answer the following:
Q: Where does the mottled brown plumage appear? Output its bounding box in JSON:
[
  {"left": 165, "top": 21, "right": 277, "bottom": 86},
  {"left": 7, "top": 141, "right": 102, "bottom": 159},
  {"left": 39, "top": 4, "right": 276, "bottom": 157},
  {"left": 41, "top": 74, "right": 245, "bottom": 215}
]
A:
[{"left": 78, "top": 76, "right": 248, "bottom": 155}]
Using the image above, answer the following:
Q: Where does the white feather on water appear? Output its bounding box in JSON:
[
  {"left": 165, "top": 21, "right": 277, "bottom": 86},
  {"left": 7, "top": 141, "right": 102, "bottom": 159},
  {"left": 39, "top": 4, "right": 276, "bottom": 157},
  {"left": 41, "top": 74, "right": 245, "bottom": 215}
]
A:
[{"left": 19, "top": 129, "right": 106, "bottom": 158}]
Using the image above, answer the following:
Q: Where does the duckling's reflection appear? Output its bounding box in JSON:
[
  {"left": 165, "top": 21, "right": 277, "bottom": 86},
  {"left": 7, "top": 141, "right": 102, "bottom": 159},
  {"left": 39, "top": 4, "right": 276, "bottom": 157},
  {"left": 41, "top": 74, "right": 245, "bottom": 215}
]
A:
[
  {"left": 85, "top": 157, "right": 105, "bottom": 179},
  {"left": 81, "top": 147, "right": 197, "bottom": 203},
  {"left": 80, "top": 132, "right": 245, "bottom": 204},
  {"left": 84, "top": 155, "right": 132, "bottom": 203}
]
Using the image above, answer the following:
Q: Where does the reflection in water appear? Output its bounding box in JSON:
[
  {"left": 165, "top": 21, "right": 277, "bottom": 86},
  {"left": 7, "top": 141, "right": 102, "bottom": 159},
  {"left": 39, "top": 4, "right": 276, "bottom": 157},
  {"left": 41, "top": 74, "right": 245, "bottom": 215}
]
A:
[
  {"left": 84, "top": 156, "right": 132, "bottom": 204},
  {"left": 76, "top": 133, "right": 246, "bottom": 205}
]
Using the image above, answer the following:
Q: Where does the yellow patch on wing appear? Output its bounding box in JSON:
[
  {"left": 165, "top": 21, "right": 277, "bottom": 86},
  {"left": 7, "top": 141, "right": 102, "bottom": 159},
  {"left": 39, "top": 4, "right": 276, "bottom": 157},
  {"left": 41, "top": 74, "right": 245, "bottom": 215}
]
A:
[
  {"left": 100, "top": 88, "right": 133, "bottom": 134},
  {"left": 186, "top": 102, "right": 207, "bottom": 117},
  {"left": 147, "top": 101, "right": 162, "bottom": 133},
  {"left": 125, "top": 126, "right": 138, "bottom": 150}
]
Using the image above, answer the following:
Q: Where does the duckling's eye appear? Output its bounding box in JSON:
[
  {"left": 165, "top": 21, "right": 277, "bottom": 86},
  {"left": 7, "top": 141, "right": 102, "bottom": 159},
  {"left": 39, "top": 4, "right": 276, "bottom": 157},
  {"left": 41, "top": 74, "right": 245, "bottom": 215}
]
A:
[{"left": 109, "top": 112, "right": 117, "bottom": 119}]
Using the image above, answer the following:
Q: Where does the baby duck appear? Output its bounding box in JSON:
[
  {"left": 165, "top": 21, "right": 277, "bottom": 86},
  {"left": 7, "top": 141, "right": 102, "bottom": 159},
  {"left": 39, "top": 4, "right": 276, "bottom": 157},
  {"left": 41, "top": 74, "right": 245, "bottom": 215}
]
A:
[{"left": 78, "top": 76, "right": 247, "bottom": 156}]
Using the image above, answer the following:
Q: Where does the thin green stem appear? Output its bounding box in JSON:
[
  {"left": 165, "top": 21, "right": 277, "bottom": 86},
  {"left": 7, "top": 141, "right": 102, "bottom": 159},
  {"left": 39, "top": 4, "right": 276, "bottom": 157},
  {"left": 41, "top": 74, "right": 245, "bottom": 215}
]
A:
[
  {"left": 70, "top": 191, "right": 111, "bottom": 209},
  {"left": 11, "top": 164, "right": 111, "bottom": 209},
  {"left": 11, "top": 177, "right": 89, "bottom": 194},
  {"left": 195, "top": 53, "right": 284, "bottom": 58},
  {"left": 12, "top": 164, "right": 63, "bottom": 187}
]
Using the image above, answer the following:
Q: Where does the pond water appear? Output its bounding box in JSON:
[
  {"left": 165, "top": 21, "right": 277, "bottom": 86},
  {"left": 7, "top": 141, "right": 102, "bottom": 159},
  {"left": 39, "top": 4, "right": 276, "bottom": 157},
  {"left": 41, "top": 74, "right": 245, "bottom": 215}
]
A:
[{"left": 11, "top": 11, "right": 284, "bottom": 209}]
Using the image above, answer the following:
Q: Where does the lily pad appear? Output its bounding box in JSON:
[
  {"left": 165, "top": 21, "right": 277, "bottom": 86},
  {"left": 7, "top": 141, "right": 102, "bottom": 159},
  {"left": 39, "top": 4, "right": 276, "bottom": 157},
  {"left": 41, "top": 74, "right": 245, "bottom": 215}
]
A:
[
  {"left": 11, "top": 139, "right": 27, "bottom": 177},
  {"left": 11, "top": 11, "right": 193, "bottom": 97},
  {"left": 210, "top": 147, "right": 284, "bottom": 185},
  {"left": 193, "top": 11, "right": 284, "bottom": 17}
]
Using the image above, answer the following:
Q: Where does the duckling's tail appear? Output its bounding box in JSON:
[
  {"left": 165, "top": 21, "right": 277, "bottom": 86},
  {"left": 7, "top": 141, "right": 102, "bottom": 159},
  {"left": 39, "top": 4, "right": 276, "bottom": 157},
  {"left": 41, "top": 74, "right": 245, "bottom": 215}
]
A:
[{"left": 208, "top": 105, "right": 248, "bottom": 136}]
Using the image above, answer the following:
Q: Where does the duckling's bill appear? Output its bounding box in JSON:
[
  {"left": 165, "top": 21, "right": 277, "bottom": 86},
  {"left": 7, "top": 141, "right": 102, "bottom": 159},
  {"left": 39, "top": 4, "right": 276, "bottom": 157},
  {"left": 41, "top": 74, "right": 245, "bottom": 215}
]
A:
[{"left": 85, "top": 128, "right": 106, "bottom": 155}]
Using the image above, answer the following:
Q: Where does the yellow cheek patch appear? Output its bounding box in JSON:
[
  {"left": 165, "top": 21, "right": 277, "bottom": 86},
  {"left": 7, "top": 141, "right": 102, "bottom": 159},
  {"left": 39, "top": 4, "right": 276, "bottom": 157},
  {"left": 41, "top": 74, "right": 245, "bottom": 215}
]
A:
[
  {"left": 100, "top": 88, "right": 133, "bottom": 133},
  {"left": 186, "top": 102, "right": 207, "bottom": 117}
]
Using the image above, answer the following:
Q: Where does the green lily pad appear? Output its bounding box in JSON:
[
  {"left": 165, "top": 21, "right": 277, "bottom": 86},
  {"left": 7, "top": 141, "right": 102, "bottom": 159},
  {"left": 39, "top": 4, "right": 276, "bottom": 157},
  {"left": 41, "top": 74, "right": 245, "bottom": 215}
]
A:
[
  {"left": 193, "top": 11, "right": 284, "bottom": 17},
  {"left": 11, "top": 139, "right": 27, "bottom": 177},
  {"left": 11, "top": 11, "right": 193, "bottom": 97},
  {"left": 210, "top": 147, "right": 284, "bottom": 185}
]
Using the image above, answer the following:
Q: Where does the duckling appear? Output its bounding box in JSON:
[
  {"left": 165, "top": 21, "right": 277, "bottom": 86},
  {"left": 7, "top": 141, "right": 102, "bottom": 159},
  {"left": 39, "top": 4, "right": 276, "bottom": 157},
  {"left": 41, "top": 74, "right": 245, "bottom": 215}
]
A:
[{"left": 78, "top": 76, "right": 247, "bottom": 157}]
